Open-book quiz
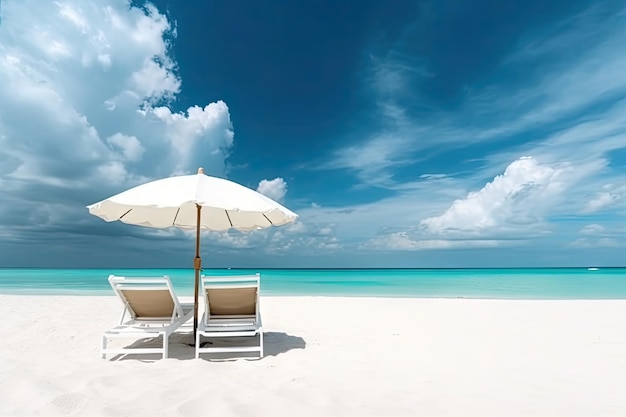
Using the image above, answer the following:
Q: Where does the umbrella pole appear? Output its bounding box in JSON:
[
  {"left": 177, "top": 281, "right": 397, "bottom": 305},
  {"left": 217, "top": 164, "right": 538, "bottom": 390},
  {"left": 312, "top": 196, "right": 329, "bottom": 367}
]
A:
[{"left": 193, "top": 204, "right": 202, "bottom": 340}]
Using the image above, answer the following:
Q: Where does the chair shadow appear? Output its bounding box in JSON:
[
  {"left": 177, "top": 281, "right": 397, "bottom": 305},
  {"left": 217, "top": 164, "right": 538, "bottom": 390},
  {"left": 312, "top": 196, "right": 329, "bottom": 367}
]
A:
[
  {"left": 262, "top": 331, "right": 306, "bottom": 356},
  {"left": 109, "top": 331, "right": 306, "bottom": 362}
]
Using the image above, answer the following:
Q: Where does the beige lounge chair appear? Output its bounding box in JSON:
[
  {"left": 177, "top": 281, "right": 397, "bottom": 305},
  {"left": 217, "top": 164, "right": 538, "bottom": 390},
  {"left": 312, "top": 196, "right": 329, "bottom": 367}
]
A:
[
  {"left": 195, "top": 274, "right": 263, "bottom": 359},
  {"left": 102, "top": 275, "right": 193, "bottom": 359}
]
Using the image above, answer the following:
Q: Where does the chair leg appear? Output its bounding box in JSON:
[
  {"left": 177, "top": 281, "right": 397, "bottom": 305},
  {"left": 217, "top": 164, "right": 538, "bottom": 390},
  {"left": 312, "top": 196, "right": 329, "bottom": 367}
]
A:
[
  {"left": 259, "top": 331, "right": 264, "bottom": 358},
  {"left": 101, "top": 335, "right": 107, "bottom": 359},
  {"left": 195, "top": 333, "right": 200, "bottom": 359},
  {"left": 163, "top": 333, "right": 168, "bottom": 359}
]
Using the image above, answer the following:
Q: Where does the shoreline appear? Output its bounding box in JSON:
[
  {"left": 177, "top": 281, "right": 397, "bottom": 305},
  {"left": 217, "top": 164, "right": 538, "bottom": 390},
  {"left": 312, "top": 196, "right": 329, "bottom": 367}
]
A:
[{"left": 1, "top": 295, "right": 626, "bottom": 416}]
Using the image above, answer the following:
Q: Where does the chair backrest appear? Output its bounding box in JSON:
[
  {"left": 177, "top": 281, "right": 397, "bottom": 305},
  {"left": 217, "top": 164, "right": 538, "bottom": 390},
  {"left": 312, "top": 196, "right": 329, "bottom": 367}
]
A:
[
  {"left": 201, "top": 274, "right": 260, "bottom": 321},
  {"left": 108, "top": 275, "right": 183, "bottom": 321}
]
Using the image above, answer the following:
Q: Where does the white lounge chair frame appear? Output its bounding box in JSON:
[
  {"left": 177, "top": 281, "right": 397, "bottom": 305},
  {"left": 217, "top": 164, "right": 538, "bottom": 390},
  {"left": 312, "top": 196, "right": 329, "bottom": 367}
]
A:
[
  {"left": 102, "top": 275, "right": 193, "bottom": 359},
  {"left": 195, "top": 274, "right": 263, "bottom": 359}
]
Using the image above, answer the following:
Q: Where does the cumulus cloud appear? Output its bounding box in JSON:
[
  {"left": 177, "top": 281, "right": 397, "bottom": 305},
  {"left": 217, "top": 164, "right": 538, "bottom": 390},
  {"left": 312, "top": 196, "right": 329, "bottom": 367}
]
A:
[
  {"left": 0, "top": 0, "right": 235, "bottom": 265},
  {"left": 266, "top": 220, "right": 342, "bottom": 254},
  {"left": 106, "top": 133, "right": 144, "bottom": 161},
  {"left": 205, "top": 230, "right": 267, "bottom": 250},
  {"left": 188, "top": 220, "right": 343, "bottom": 256},
  {"left": 146, "top": 102, "right": 234, "bottom": 175},
  {"left": 576, "top": 223, "right": 626, "bottom": 250},
  {"left": 284, "top": 221, "right": 307, "bottom": 234},
  {"left": 356, "top": 156, "right": 604, "bottom": 252},
  {"left": 420, "top": 157, "right": 566, "bottom": 236},
  {"left": 257, "top": 178, "right": 287, "bottom": 203},
  {"left": 0, "top": 0, "right": 234, "bottom": 186}
]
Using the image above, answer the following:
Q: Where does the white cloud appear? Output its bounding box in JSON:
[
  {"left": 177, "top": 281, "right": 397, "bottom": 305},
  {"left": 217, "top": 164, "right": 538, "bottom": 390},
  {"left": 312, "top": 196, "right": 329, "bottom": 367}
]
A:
[
  {"left": 0, "top": 0, "right": 236, "bottom": 249},
  {"left": 585, "top": 192, "right": 619, "bottom": 213},
  {"left": 321, "top": 2, "right": 626, "bottom": 194},
  {"left": 147, "top": 102, "right": 234, "bottom": 175},
  {"left": 363, "top": 232, "right": 423, "bottom": 250},
  {"left": 420, "top": 157, "right": 566, "bottom": 236},
  {"left": 206, "top": 230, "right": 267, "bottom": 250},
  {"left": 0, "top": 0, "right": 234, "bottom": 187},
  {"left": 257, "top": 178, "right": 287, "bottom": 203},
  {"left": 368, "top": 53, "right": 433, "bottom": 98},
  {"left": 580, "top": 224, "right": 606, "bottom": 235},
  {"left": 462, "top": 4, "right": 626, "bottom": 145},
  {"left": 584, "top": 191, "right": 622, "bottom": 213},
  {"left": 190, "top": 224, "right": 343, "bottom": 255},
  {"left": 106, "top": 133, "right": 144, "bottom": 161},
  {"left": 363, "top": 232, "right": 502, "bottom": 251},
  {"left": 1, "top": 1, "right": 625, "bottom": 267},
  {"left": 576, "top": 223, "right": 626, "bottom": 246},
  {"left": 319, "top": 53, "right": 434, "bottom": 187},
  {"left": 318, "top": 237, "right": 341, "bottom": 250},
  {"left": 131, "top": 59, "right": 180, "bottom": 100},
  {"left": 284, "top": 221, "right": 307, "bottom": 233},
  {"left": 323, "top": 133, "right": 414, "bottom": 187},
  {"left": 568, "top": 237, "right": 621, "bottom": 248},
  {"left": 290, "top": 3, "right": 626, "bottom": 260},
  {"left": 297, "top": 150, "right": 625, "bottom": 254},
  {"left": 317, "top": 225, "right": 334, "bottom": 236},
  {"left": 265, "top": 220, "right": 342, "bottom": 254}
]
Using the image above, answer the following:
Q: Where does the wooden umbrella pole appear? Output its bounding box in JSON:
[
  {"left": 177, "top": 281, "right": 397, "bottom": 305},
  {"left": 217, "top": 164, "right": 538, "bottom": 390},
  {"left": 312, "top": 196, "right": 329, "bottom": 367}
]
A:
[{"left": 193, "top": 203, "right": 202, "bottom": 339}]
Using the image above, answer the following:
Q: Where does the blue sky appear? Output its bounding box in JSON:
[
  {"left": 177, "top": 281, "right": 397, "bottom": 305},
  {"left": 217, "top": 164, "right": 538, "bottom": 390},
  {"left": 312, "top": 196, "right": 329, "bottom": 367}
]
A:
[{"left": 0, "top": 0, "right": 625, "bottom": 268}]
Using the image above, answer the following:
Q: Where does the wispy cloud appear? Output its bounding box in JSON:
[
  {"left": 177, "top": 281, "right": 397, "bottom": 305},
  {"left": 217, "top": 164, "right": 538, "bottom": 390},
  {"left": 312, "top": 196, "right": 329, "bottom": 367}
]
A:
[
  {"left": 582, "top": 185, "right": 626, "bottom": 214},
  {"left": 316, "top": 53, "right": 434, "bottom": 187},
  {"left": 320, "top": 1, "right": 626, "bottom": 196},
  {"left": 299, "top": 1, "right": 626, "bottom": 256}
]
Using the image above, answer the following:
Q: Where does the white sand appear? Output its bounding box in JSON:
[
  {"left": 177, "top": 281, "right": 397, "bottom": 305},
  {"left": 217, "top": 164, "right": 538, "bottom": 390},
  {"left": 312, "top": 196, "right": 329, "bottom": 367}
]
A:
[{"left": 1, "top": 295, "right": 626, "bottom": 416}]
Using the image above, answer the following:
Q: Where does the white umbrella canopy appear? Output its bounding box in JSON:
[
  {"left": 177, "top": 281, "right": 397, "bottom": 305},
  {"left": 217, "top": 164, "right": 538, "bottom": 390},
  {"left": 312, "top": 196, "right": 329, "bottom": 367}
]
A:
[
  {"left": 88, "top": 170, "right": 298, "bottom": 230},
  {"left": 87, "top": 167, "right": 298, "bottom": 336}
]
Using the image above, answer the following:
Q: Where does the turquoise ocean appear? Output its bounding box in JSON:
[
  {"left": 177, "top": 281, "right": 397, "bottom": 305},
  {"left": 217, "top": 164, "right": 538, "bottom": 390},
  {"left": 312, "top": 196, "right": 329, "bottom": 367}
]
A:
[{"left": 1, "top": 268, "right": 625, "bottom": 299}]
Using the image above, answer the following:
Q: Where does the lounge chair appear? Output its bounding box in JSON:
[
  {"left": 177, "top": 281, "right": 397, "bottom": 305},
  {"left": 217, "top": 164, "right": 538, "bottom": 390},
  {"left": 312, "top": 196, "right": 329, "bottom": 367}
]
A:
[
  {"left": 102, "top": 275, "right": 193, "bottom": 359},
  {"left": 195, "top": 274, "right": 263, "bottom": 359}
]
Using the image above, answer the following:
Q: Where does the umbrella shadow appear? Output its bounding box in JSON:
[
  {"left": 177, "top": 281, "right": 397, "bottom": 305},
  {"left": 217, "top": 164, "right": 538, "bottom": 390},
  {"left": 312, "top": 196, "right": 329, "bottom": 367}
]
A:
[{"left": 108, "top": 331, "right": 306, "bottom": 362}]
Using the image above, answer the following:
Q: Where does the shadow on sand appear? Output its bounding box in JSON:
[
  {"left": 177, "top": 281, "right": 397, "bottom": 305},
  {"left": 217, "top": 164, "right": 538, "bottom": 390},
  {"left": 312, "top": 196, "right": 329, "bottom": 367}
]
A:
[{"left": 108, "top": 331, "right": 306, "bottom": 362}]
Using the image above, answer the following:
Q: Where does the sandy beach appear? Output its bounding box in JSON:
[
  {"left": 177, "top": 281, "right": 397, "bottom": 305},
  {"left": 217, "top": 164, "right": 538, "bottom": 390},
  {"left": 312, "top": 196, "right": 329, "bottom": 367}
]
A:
[{"left": 1, "top": 295, "right": 625, "bottom": 416}]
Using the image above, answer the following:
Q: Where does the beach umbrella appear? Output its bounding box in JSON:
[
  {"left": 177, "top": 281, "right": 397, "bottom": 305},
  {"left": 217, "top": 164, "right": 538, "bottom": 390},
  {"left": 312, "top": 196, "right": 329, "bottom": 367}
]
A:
[{"left": 87, "top": 167, "right": 298, "bottom": 336}]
